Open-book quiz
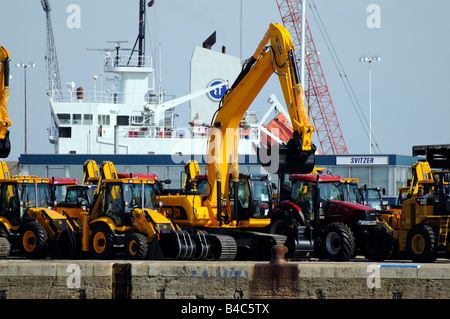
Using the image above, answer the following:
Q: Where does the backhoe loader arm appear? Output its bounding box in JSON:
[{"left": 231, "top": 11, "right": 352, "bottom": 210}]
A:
[
  {"left": 82, "top": 160, "right": 100, "bottom": 185},
  {"left": 205, "top": 23, "right": 316, "bottom": 208},
  {"left": 0, "top": 47, "right": 11, "bottom": 158}
]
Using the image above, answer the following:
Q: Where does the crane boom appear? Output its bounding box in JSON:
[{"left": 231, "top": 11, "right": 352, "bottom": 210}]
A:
[
  {"left": 41, "top": 0, "right": 62, "bottom": 100},
  {"left": 276, "top": 0, "right": 348, "bottom": 155}
]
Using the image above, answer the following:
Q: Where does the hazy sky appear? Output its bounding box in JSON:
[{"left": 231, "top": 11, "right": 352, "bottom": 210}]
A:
[{"left": 2, "top": 0, "right": 450, "bottom": 160}]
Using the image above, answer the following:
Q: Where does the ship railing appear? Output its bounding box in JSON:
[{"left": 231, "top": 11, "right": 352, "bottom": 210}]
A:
[
  {"left": 123, "top": 125, "right": 261, "bottom": 141},
  {"left": 104, "top": 54, "right": 152, "bottom": 69},
  {"left": 53, "top": 89, "right": 163, "bottom": 104}
]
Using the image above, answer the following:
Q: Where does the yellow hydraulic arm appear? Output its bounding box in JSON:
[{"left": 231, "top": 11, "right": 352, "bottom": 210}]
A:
[
  {"left": 0, "top": 47, "right": 11, "bottom": 158},
  {"left": 205, "top": 23, "right": 316, "bottom": 209},
  {"left": 405, "top": 161, "right": 433, "bottom": 198},
  {"left": 81, "top": 159, "right": 100, "bottom": 185}
]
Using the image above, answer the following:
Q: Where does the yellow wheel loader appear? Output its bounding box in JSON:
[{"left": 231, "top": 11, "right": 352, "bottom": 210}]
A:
[{"left": 395, "top": 145, "right": 450, "bottom": 262}]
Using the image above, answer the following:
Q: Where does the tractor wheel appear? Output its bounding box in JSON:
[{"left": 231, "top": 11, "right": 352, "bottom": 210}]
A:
[
  {"left": 20, "top": 222, "right": 48, "bottom": 259},
  {"left": 406, "top": 223, "right": 437, "bottom": 263},
  {"left": 269, "top": 216, "right": 292, "bottom": 236},
  {"left": 361, "top": 223, "right": 395, "bottom": 261},
  {"left": 125, "top": 233, "right": 148, "bottom": 260},
  {"left": 320, "top": 222, "right": 355, "bottom": 261},
  {"left": 90, "top": 225, "right": 115, "bottom": 259}
]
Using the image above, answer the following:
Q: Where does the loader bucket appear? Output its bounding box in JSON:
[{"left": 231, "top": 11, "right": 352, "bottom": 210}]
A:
[
  {"left": 0, "top": 130, "right": 10, "bottom": 158},
  {"left": 48, "top": 228, "right": 78, "bottom": 259},
  {"left": 257, "top": 131, "right": 315, "bottom": 175},
  {"left": 285, "top": 225, "right": 315, "bottom": 259},
  {"left": 159, "top": 229, "right": 196, "bottom": 260}
]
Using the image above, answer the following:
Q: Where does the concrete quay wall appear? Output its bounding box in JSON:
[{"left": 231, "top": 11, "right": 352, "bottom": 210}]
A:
[{"left": 0, "top": 259, "right": 449, "bottom": 299}]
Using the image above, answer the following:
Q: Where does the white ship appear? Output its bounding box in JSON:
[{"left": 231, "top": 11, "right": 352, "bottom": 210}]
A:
[{"left": 45, "top": 2, "right": 285, "bottom": 158}]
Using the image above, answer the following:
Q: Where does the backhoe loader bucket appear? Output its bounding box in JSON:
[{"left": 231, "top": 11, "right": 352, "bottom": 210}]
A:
[
  {"left": 159, "top": 229, "right": 196, "bottom": 260},
  {"left": 257, "top": 132, "right": 315, "bottom": 175},
  {"left": 0, "top": 130, "right": 10, "bottom": 158},
  {"left": 48, "top": 227, "right": 78, "bottom": 259}
]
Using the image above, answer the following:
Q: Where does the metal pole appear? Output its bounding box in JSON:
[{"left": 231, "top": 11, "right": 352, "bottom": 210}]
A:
[
  {"left": 369, "top": 61, "right": 372, "bottom": 154},
  {"left": 16, "top": 62, "right": 35, "bottom": 155},
  {"left": 300, "top": 0, "right": 306, "bottom": 85},
  {"left": 359, "top": 56, "right": 379, "bottom": 154},
  {"left": 24, "top": 66, "right": 27, "bottom": 154}
]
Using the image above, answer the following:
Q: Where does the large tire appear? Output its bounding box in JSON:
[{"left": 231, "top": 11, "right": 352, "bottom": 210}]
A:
[
  {"left": 269, "top": 216, "right": 292, "bottom": 236},
  {"left": 320, "top": 222, "right": 355, "bottom": 261},
  {"left": 125, "top": 233, "right": 148, "bottom": 260},
  {"left": 90, "top": 225, "right": 115, "bottom": 259},
  {"left": 406, "top": 223, "right": 437, "bottom": 263},
  {"left": 361, "top": 223, "right": 395, "bottom": 261},
  {"left": 20, "top": 222, "right": 49, "bottom": 259}
]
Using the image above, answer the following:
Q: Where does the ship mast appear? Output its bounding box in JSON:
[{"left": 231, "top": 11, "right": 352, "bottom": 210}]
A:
[
  {"left": 41, "top": 0, "right": 62, "bottom": 101},
  {"left": 129, "top": 0, "right": 154, "bottom": 66}
]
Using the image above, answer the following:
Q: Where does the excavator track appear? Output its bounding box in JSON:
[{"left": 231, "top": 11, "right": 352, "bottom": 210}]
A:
[
  {"left": 209, "top": 230, "right": 288, "bottom": 261},
  {"left": 208, "top": 233, "right": 237, "bottom": 261},
  {"left": 236, "top": 231, "right": 288, "bottom": 260}
]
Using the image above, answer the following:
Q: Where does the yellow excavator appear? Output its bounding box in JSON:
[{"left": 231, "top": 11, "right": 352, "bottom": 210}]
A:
[
  {"left": 158, "top": 23, "right": 316, "bottom": 260},
  {"left": 0, "top": 46, "right": 11, "bottom": 158}
]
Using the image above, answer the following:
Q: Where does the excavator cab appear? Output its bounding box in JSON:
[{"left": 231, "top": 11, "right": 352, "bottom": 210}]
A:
[
  {"left": 0, "top": 47, "right": 11, "bottom": 158},
  {"left": 229, "top": 174, "right": 273, "bottom": 222}
]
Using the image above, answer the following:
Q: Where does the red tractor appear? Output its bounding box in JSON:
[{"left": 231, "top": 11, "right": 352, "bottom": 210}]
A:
[{"left": 271, "top": 173, "right": 394, "bottom": 261}]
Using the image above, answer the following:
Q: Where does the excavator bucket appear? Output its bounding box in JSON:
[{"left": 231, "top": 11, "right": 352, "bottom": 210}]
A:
[{"left": 257, "top": 131, "right": 316, "bottom": 175}]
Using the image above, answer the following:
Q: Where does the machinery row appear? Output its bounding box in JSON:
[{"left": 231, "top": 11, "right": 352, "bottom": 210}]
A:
[{"left": 0, "top": 25, "right": 449, "bottom": 263}]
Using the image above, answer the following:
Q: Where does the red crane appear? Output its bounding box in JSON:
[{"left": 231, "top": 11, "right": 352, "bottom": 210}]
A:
[{"left": 276, "top": 0, "right": 348, "bottom": 155}]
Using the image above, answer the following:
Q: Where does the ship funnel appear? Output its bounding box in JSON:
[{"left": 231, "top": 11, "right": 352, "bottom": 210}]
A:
[{"left": 202, "top": 31, "right": 216, "bottom": 50}]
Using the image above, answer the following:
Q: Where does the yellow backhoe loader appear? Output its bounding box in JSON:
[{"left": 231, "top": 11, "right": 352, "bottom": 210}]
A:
[
  {"left": 0, "top": 163, "right": 79, "bottom": 258},
  {"left": 80, "top": 161, "right": 204, "bottom": 260}
]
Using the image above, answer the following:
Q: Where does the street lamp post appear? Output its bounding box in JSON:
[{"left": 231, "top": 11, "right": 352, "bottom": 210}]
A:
[
  {"left": 15, "top": 62, "right": 35, "bottom": 154},
  {"left": 359, "top": 56, "right": 380, "bottom": 154}
]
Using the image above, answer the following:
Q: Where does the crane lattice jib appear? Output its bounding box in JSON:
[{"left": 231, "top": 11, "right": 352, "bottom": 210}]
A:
[
  {"left": 41, "top": 0, "right": 62, "bottom": 101},
  {"left": 276, "top": 0, "right": 348, "bottom": 155}
]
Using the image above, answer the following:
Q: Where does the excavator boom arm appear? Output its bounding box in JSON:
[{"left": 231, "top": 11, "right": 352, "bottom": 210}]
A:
[
  {"left": 206, "top": 23, "right": 316, "bottom": 207},
  {"left": 0, "top": 46, "right": 11, "bottom": 158}
]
